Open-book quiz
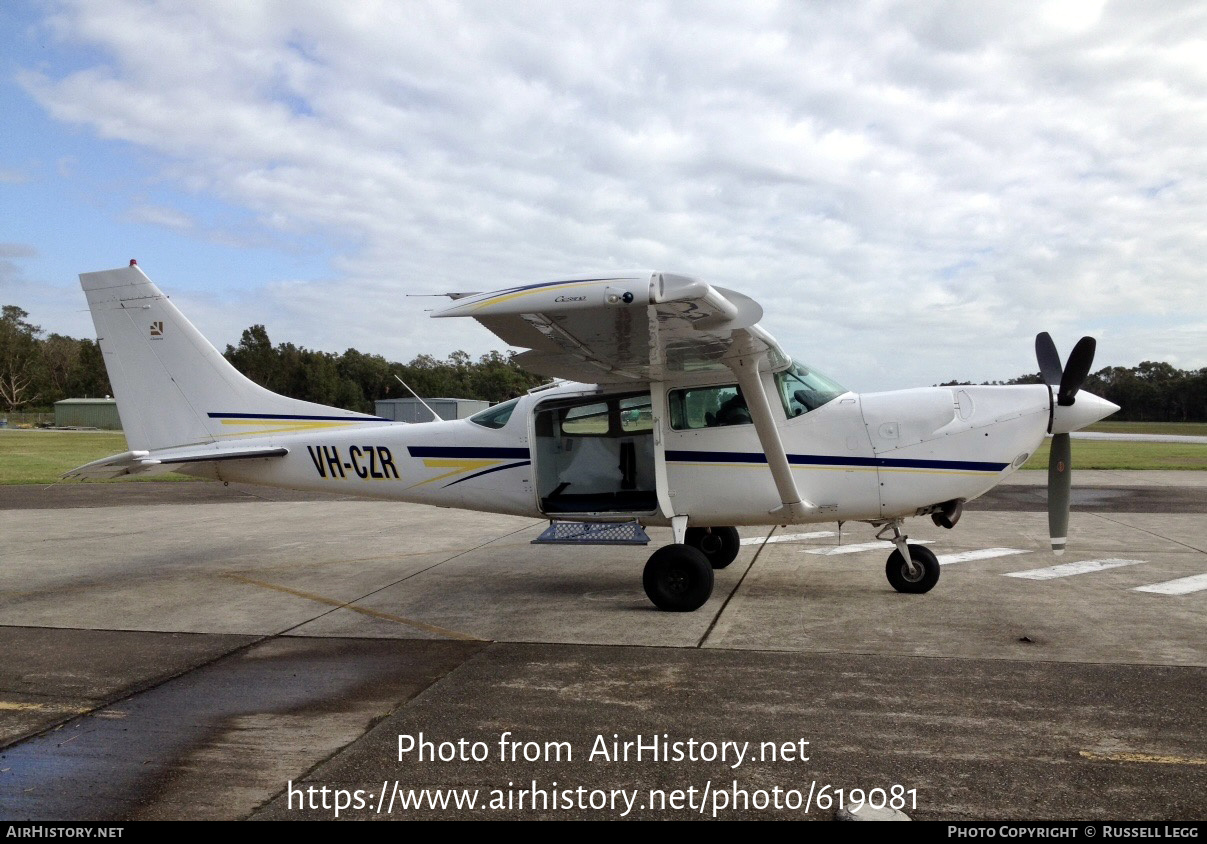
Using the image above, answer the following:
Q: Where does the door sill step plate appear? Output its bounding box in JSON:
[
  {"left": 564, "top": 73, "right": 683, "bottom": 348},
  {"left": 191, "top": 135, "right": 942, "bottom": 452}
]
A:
[{"left": 532, "top": 521, "right": 651, "bottom": 545}]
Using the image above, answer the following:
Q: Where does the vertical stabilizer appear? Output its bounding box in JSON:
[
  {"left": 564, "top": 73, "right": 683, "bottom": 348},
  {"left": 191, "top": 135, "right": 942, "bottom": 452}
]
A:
[{"left": 80, "top": 265, "right": 383, "bottom": 451}]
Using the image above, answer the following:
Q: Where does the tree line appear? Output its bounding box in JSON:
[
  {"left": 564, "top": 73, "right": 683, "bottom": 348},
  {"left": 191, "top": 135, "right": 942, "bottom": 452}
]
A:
[
  {"left": 0, "top": 306, "right": 546, "bottom": 414},
  {"left": 2, "top": 302, "right": 1204, "bottom": 421},
  {"left": 222, "top": 324, "right": 547, "bottom": 413},
  {"left": 0, "top": 306, "right": 111, "bottom": 411}
]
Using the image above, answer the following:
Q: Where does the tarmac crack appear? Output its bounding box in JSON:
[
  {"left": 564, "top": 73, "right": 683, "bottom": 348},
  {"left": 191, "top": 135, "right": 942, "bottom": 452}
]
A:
[
  {"left": 695, "top": 526, "right": 778, "bottom": 649},
  {"left": 266, "top": 519, "right": 547, "bottom": 642},
  {"left": 223, "top": 574, "right": 484, "bottom": 641},
  {"left": 1089, "top": 512, "right": 1207, "bottom": 554}
]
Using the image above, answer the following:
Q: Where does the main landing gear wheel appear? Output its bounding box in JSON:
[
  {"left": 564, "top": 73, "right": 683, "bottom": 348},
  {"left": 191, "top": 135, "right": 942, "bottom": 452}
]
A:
[
  {"left": 885, "top": 544, "right": 941, "bottom": 594},
  {"left": 684, "top": 526, "right": 741, "bottom": 570},
  {"left": 643, "top": 545, "right": 714, "bottom": 612}
]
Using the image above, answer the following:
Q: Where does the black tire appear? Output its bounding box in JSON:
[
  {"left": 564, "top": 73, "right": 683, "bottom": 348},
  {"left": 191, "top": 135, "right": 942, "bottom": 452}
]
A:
[
  {"left": 885, "top": 544, "right": 941, "bottom": 594},
  {"left": 643, "top": 545, "right": 715, "bottom": 611},
  {"left": 684, "top": 526, "right": 741, "bottom": 569}
]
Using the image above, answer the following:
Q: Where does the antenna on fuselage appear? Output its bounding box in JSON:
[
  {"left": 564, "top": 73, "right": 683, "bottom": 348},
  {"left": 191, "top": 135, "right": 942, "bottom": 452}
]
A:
[{"left": 393, "top": 374, "right": 440, "bottom": 422}]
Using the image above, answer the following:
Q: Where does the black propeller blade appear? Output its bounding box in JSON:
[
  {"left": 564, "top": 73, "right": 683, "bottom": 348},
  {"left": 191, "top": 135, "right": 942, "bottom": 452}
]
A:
[
  {"left": 1035, "top": 332, "right": 1063, "bottom": 387},
  {"left": 1058, "top": 336, "right": 1096, "bottom": 406},
  {"left": 1034, "top": 332, "right": 1098, "bottom": 555}
]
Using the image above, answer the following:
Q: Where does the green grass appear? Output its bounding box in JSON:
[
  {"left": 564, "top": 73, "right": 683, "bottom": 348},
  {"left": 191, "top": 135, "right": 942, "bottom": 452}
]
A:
[
  {"left": 1022, "top": 438, "right": 1207, "bottom": 470},
  {"left": 1085, "top": 421, "right": 1207, "bottom": 437},
  {"left": 0, "top": 430, "right": 196, "bottom": 484},
  {"left": 2, "top": 422, "right": 1205, "bottom": 484},
  {"left": 1020, "top": 421, "right": 1207, "bottom": 470}
]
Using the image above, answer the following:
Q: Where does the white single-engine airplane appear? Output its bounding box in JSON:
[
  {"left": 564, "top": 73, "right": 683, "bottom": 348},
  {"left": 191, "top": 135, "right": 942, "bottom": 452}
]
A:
[{"left": 69, "top": 264, "right": 1119, "bottom": 611}]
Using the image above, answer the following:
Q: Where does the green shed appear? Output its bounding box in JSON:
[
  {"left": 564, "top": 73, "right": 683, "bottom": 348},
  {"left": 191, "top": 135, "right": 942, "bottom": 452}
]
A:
[{"left": 54, "top": 398, "right": 123, "bottom": 430}]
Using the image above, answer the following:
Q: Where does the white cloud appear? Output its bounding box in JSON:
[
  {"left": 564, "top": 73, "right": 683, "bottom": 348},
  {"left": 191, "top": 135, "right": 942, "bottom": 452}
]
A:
[
  {"left": 17, "top": 0, "right": 1207, "bottom": 389},
  {"left": 0, "top": 168, "right": 32, "bottom": 184},
  {"left": 0, "top": 244, "right": 39, "bottom": 259},
  {"left": 0, "top": 244, "right": 37, "bottom": 288},
  {"left": 126, "top": 204, "right": 194, "bottom": 232}
]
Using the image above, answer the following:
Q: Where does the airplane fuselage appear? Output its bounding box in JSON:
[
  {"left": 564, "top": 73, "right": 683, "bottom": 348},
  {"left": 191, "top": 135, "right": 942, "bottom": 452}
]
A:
[{"left": 191, "top": 379, "right": 1052, "bottom": 527}]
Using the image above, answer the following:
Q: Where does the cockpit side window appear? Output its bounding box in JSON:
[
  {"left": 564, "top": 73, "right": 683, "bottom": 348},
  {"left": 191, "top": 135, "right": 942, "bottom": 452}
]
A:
[
  {"left": 668, "top": 384, "right": 751, "bottom": 430},
  {"left": 775, "top": 363, "right": 846, "bottom": 419}
]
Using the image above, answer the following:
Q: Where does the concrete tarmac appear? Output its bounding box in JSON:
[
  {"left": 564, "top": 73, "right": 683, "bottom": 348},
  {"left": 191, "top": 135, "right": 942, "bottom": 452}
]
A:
[{"left": 1, "top": 474, "right": 1203, "bottom": 821}]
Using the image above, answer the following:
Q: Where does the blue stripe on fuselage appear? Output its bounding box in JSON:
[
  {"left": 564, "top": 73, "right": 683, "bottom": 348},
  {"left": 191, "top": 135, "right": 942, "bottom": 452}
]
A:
[
  {"left": 407, "top": 446, "right": 531, "bottom": 459},
  {"left": 208, "top": 412, "right": 389, "bottom": 421},
  {"left": 664, "top": 450, "right": 1007, "bottom": 473},
  {"left": 442, "top": 460, "right": 531, "bottom": 487}
]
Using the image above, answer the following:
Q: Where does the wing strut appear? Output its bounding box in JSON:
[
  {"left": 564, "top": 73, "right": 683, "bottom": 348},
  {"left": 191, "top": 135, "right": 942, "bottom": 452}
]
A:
[{"left": 729, "top": 331, "right": 817, "bottom": 523}]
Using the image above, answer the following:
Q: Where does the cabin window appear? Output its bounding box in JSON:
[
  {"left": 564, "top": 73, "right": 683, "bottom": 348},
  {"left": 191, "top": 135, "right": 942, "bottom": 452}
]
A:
[
  {"left": 469, "top": 397, "right": 519, "bottom": 429},
  {"left": 775, "top": 363, "right": 846, "bottom": 418},
  {"left": 620, "top": 395, "right": 654, "bottom": 433},
  {"left": 668, "top": 384, "right": 751, "bottom": 430},
  {"left": 560, "top": 401, "right": 611, "bottom": 435}
]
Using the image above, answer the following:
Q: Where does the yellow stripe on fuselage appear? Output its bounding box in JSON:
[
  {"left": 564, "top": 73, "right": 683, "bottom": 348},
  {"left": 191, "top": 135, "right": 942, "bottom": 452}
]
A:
[
  {"left": 874, "top": 467, "right": 1001, "bottom": 476},
  {"left": 671, "top": 462, "right": 997, "bottom": 477},
  {"left": 216, "top": 419, "right": 368, "bottom": 437},
  {"left": 404, "top": 457, "right": 503, "bottom": 489}
]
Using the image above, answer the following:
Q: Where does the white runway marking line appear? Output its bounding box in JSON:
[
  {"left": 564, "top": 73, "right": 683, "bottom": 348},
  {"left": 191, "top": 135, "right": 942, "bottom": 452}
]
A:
[
  {"left": 1133, "top": 573, "right": 1207, "bottom": 596},
  {"left": 937, "top": 548, "right": 1030, "bottom": 566},
  {"left": 740, "top": 531, "right": 836, "bottom": 546},
  {"left": 803, "top": 540, "right": 934, "bottom": 556},
  {"left": 1004, "top": 559, "right": 1144, "bottom": 581}
]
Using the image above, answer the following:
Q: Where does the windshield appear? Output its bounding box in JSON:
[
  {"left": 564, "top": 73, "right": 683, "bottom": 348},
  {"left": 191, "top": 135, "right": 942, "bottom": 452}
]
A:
[
  {"left": 775, "top": 362, "right": 846, "bottom": 419},
  {"left": 469, "top": 397, "right": 520, "bottom": 429}
]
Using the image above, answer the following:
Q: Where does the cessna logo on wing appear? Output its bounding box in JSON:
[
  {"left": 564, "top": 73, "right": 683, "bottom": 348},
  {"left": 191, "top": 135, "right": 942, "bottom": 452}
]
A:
[
  {"left": 554, "top": 295, "right": 586, "bottom": 302},
  {"left": 150, "top": 321, "right": 164, "bottom": 337}
]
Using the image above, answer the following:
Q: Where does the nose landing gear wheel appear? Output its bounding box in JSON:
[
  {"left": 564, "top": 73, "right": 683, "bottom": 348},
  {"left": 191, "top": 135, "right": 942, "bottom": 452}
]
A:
[
  {"left": 643, "top": 545, "right": 714, "bottom": 611},
  {"left": 684, "top": 526, "right": 741, "bottom": 569},
  {"left": 885, "top": 544, "right": 941, "bottom": 594}
]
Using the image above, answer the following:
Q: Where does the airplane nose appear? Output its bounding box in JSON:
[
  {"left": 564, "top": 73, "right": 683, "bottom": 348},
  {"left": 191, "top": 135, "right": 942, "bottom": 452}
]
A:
[{"left": 1050, "top": 391, "right": 1121, "bottom": 435}]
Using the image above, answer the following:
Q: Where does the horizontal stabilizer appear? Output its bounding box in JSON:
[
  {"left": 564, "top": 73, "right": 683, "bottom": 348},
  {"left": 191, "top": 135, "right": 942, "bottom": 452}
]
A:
[{"left": 65, "top": 445, "right": 289, "bottom": 479}]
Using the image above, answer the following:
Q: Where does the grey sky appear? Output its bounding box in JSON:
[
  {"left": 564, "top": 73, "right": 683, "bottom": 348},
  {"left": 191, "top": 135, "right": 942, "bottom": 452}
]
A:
[{"left": 7, "top": 0, "right": 1206, "bottom": 391}]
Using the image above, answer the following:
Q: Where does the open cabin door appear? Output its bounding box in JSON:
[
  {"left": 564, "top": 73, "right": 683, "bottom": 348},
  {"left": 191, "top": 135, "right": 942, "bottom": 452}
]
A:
[{"left": 533, "top": 392, "right": 658, "bottom": 516}]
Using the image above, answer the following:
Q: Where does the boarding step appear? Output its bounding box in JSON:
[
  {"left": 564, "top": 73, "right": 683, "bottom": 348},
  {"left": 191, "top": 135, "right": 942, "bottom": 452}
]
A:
[{"left": 532, "top": 520, "right": 651, "bottom": 545}]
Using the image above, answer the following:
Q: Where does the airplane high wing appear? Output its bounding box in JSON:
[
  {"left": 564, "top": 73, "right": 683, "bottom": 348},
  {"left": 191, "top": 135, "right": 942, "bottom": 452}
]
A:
[
  {"left": 434, "top": 272, "right": 815, "bottom": 523},
  {"left": 431, "top": 273, "right": 788, "bottom": 384}
]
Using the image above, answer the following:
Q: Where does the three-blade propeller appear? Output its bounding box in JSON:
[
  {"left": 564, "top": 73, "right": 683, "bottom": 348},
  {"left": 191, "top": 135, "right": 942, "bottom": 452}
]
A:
[{"left": 1035, "top": 332, "right": 1097, "bottom": 555}]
